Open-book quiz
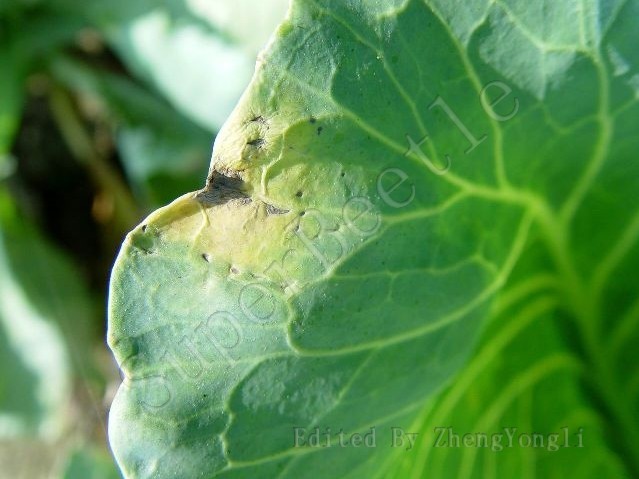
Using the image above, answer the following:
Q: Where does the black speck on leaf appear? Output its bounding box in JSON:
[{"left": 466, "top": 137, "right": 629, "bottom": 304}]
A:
[
  {"left": 265, "top": 204, "right": 290, "bottom": 215},
  {"left": 247, "top": 138, "right": 265, "bottom": 148},
  {"left": 249, "top": 115, "right": 266, "bottom": 124}
]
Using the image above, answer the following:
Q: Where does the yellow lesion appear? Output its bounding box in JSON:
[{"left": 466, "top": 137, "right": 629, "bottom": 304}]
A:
[{"left": 126, "top": 192, "right": 301, "bottom": 279}]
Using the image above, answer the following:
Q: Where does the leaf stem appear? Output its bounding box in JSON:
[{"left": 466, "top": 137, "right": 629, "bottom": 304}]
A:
[{"left": 533, "top": 199, "right": 639, "bottom": 478}]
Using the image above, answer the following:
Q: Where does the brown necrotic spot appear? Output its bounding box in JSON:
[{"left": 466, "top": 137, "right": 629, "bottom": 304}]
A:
[{"left": 198, "top": 169, "right": 251, "bottom": 206}]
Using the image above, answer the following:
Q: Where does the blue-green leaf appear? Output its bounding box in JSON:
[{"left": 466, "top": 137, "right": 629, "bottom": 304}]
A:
[{"left": 108, "top": 0, "right": 639, "bottom": 477}]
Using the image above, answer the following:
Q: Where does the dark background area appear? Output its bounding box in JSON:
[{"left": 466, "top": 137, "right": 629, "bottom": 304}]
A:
[{"left": 0, "top": 0, "right": 287, "bottom": 476}]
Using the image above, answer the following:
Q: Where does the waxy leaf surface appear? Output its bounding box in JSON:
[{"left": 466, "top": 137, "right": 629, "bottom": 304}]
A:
[{"left": 108, "top": 1, "right": 639, "bottom": 477}]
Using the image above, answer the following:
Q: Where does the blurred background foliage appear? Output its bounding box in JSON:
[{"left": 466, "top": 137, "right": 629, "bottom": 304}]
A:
[{"left": 0, "top": 0, "right": 288, "bottom": 476}]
